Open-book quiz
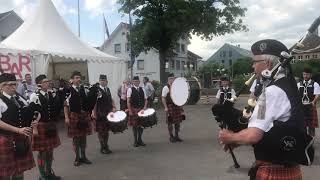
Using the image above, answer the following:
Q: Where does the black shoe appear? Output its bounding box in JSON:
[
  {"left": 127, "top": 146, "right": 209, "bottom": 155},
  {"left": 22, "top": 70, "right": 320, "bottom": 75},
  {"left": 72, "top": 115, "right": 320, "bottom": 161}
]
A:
[
  {"left": 48, "top": 173, "right": 61, "bottom": 180},
  {"left": 80, "top": 158, "right": 92, "bottom": 164},
  {"left": 138, "top": 141, "right": 146, "bottom": 146},
  {"left": 133, "top": 142, "right": 139, "bottom": 147},
  {"left": 100, "top": 148, "right": 112, "bottom": 154},
  {"left": 74, "top": 159, "right": 81, "bottom": 166},
  {"left": 175, "top": 136, "right": 183, "bottom": 142},
  {"left": 170, "top": 136, "right": 177, "bottom": 143}
]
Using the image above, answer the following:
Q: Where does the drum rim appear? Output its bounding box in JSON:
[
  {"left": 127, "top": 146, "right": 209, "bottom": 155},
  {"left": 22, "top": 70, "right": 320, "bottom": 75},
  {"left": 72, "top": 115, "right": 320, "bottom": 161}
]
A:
[
  {"left": 170, "top": 77, "right": 190, "bottom": 106},
  {"left": 138, "top": 108, "right": 156, "bottom": 117}
]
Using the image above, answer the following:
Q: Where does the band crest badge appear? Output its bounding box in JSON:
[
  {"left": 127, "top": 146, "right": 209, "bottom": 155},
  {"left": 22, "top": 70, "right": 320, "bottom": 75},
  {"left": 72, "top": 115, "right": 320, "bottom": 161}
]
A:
[
  {"left": 280, "top": 136, "right": 296, "bottom": 151},
  {"left": 259, "top": 43, "right": 267, "bottom": 52}
]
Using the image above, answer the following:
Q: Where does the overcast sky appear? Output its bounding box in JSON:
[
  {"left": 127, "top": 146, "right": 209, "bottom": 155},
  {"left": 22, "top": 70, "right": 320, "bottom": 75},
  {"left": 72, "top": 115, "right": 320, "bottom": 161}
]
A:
[{"left": 1, "top": 0, "right": 319, "bottom": 60}]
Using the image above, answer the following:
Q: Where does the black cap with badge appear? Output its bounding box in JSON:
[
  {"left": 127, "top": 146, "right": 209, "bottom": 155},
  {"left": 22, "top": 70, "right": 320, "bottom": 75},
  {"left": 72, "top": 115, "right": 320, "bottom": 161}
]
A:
[
  {"left": 0, "top": 73, "right": 16, "bottom": 84},
  {"left": 70, "top": 71, "right": 82, "bottom": 79},
  {"left": 35, "top": 74, "right": 48, "bottom": 84},
  {"left": 133, "top": 76, "right": 140, "bottom": 81},
  {"left": 251, "top": 39, "right": 289, "bottom": 58},
  {"left": 99, "top": 74, "right": 107, "bottom": 80}
]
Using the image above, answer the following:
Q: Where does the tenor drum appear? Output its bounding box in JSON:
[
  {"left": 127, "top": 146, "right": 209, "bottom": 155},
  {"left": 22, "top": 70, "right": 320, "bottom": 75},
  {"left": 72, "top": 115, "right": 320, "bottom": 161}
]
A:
[
  {"left": 170, "top": 77, "right": 201, "bottom": 106},
  {"left": 107, "top": 111, "right": 128, "bottom": 133},
  {"left": 138, "top": 108, "right": 157, "bottom": 128}
]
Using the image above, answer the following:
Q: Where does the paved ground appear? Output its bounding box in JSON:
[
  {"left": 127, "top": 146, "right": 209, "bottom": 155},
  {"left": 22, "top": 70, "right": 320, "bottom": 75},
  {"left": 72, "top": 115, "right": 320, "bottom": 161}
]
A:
[{"left": 25, "top": 97, "right": 320, "bottom": 180}]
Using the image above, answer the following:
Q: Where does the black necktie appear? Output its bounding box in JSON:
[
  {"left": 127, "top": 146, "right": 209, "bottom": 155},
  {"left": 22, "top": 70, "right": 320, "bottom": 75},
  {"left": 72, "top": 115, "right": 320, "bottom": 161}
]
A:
[
  {"left": 11, "top": 96, "right": 21, "bottom": 108},
  {"left": 45, "top": 93, "right": 49, "bottom": 100}
]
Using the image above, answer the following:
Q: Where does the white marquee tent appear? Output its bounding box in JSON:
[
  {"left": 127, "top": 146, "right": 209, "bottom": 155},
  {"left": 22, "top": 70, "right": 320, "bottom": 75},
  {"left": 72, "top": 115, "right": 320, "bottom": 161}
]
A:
[{"left": 0, "top": 0, "right": 127, "bottom": 106}]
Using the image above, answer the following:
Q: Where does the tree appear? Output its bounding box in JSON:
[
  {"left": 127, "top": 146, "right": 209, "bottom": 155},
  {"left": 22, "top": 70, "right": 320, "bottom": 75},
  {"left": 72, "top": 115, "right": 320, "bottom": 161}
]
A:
[
  {"left": 232, "top": 57, "right": 253, "bottom": 76},
  {"left": 197, "top": 61, "right": 228, "bottom": 88},
  {"left": 118, "top": 0, "right": 247, "bottom": 83}
]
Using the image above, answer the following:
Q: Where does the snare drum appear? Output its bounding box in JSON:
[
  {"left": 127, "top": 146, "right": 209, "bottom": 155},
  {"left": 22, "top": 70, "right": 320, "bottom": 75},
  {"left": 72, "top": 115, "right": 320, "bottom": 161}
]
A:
[
  {"left": 138, "top": 108, "right": 157, "bottom": 128},
  {"left": 107, "top": 111, "right": 128, "bottom": 133}
]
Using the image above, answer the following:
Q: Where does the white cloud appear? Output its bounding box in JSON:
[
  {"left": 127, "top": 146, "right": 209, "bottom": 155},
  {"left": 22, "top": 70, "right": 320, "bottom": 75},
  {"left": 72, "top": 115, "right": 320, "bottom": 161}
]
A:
[
  {"left": 84, "top": 0, "right": 118, "bottom": 17},
  {"left": 189, "top": 0, "right": 320, "bottom": 60}
]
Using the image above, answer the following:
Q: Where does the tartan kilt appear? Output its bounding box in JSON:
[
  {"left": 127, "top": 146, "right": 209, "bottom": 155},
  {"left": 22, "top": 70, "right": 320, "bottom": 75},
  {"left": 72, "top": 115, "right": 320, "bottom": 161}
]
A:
[
  {"left": 255, "top": 161, "right": 302, "bottom": 180},
  {"left": 303, "top": 105, "right": 318, "bottom": 128},
  {"left": 128, "top": 107, "right": 143, "bottom": 127},
  {"left": 0, "top": 134, "right": 35, "bottom": 177},
  {"left": 166, "top": 104, "right": 184, "bottom": 124},
  {"left": 32, "top": 122, "right": 61, "bottom": 151},
  {"left": 94, "top": 116, "right": 110, "bottom": 133},
  {"left": 67, "top": 112, "right": 92, "bottom": 138}
]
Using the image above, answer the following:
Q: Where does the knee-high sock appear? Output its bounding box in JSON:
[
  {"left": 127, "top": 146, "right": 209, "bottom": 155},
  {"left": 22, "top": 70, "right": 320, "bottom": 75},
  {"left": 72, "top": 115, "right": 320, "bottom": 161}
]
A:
[
  {"left": 174, "top": 123, "right": 180, "bottom": 137},
  {"left": 37, "top": 151, "right": 46, "bottom": 178},
  {"left": 103, "top": 132, "right": 109, "bottom": 149},
  {"left": 12, "top": 174, "right": 24, "bottom": 180},
  {"left": 138, "top": 127, "right": 143, "bottom": 142},
  {"left": 45, "top": 151, "right": 54, "bottom": 175},
  {"left": 72, "top": 137, "right": 81, "bottom": 160},
  {"left": 132, "top": 127, "right": 138, "bottom": 143},
  {"left": 98, "top": 132, "right": 105, "bottom": 149},
  {"left": 0, "top": 176, "right": 11, "bottom": 180},
  {"left": 80, "top": 136, "right": 87, "bottom": 159},
  {"left": 168, "top": 123, "right": 174, "bottom": 137}
]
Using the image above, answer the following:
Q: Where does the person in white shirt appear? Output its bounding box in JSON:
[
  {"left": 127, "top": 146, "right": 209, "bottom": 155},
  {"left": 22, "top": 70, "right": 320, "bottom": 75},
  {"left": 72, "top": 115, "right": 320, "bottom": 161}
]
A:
[
  {"left": 215, "top": 76, "right": 236, "bottom": 104},
  {"left": 143, "top": 77, "right": 155, "bottom": 107},
  {"left": 218, "top": 39, "right": 309, "bottom": 179},
  {"left": 17, "top": 74, "right": 37, "bottom": 99},
  {"left": 127, "top": 76, "right": 148, "bottom": 147},
  {"left": 297, "top": 67, "right": 320, "bottom": 137}
]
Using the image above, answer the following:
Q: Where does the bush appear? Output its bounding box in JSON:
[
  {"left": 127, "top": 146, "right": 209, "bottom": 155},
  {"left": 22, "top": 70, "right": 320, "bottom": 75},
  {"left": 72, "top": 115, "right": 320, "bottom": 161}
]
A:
[{"left": 232, "top": 74, "right": 252, "bottom": 94}]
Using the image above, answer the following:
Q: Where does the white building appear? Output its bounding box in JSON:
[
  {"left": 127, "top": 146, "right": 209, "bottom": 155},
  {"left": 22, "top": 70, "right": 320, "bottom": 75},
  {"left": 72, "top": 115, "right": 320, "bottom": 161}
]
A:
[{"left": 100, "top": 22, "right": 202, "bottom": 82}]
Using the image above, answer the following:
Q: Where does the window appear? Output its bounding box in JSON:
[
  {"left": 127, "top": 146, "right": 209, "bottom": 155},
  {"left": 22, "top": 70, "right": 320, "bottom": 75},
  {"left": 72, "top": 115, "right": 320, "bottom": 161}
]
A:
[
  {"left": 229, "top": 59, "right": 232, "bottom": 66},
  {"left": 220, "top": 51, "right": 223, "bottom": 57},
  {"left": 114, "top": 44, "right": 121, "bottom": 53},
  {"left": 126, "top": 43, "right": 130, "bottom": 52},
  {"left": 170, "top": 60, "right": 175, "bottom": 69},
  {"left": 313, "top": 54, "right": 318, "bottom": 59},
  {"left": 182, "top": 61, "right": 186, "bottom": 70},
  {"left": 306, "top": 55, "right": 310, "bottom": 59},
  {"left": 229, "top": 51, "right": 232, "bottom": 57},
  {"left": 181, "top": 44, "right": 185, "bottom": 53},
  {"left": 298, "top": 56, "right": 302, "bottom": 59},
  {"left": 175, "top": 44, "right": 180, "bottom": 53},
  {"left": 223, "top": 51, "right": 226, "bottom": 57},
  {"left": 221, "top": 60, "right": 225, "bottom": 64},
  {"left": 137, "top": 60, "right": 144, "bottom": 70},
  {"left": 292, "top": 56, "right": 295, "bottom": 60},
  {"left": 176, "top": 60, "right": 181, "bottom": 70}
]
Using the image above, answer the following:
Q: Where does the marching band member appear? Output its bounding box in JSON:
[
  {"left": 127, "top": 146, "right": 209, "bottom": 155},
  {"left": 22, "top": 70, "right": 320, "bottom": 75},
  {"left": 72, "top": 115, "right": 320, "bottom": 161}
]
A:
[
  {"left": 297, "top": 68, "right": 320, "bottom": 137},
  {"left": 215, "top": 76, "right": 236, "bottom": 104},
  {"left": 219, "top": 39, "right": 307, "bottom": 179},
  {"left": 162, "top": 73, "right": 185, "bottom": 143},
  {"left": 127, "top": 76, "right": 148, "bottom": 147},
  {"left": 64, "top": 71, "right": 93, "bottom": 166},
  {"left": 90, "top": 75, "right": 116, "bottom": 154},
  {"left": 0, "top": 73, "right": 40, "bottom": 180},
  {"left": 29, "top": 75, "right": 61, "bottom": 180}
]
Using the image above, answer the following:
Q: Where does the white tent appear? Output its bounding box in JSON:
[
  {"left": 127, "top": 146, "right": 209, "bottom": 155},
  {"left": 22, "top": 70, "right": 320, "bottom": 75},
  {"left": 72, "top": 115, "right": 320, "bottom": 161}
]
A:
[{"left": 0, "top": 0, "right": 127, "bottom": 106}]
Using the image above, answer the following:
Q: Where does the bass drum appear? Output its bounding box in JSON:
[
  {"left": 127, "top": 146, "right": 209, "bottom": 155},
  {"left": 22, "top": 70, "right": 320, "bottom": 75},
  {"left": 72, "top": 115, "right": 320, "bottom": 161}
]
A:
[{"left": 186, "top": 77, "right": 201, "bottom": 105}]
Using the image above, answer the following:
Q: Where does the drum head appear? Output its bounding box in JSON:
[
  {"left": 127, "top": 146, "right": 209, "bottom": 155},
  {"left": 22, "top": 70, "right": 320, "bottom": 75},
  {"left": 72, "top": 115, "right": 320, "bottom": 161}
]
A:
[
  {"left": 107, "top": 111, "right": 127, "bottom": 122},
  {"left": 171, "top": 77, "right": 189, "bottom": 106},
  {"left": 138, "top": 108, "right": 155, "bottom": 117}
]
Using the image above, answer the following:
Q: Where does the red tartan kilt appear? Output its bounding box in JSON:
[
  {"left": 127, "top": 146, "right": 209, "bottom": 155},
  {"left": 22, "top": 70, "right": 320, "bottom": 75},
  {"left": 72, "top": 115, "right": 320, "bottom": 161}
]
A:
[
  {"left": 32, "top": 122, "right": 61, "bottom": 151},
  {"left": 67, "top": 112, "right": 92, "bottom": 138},
  {"left": 128, "top": 108, "right": 142, "bottom": 127},
  {"left": 166, "top": 104, "right": 184, "bottom": 124},
  {"left": 255, "top": 161, "right": 302, "bottom": 180},
  {"left": 304, "top": 105, "right": 318, "bottom": 128},
  {"left": 0, "top": 135, "right": 35, "bottom": 177},
  {"left": 94, "top": 119, "right": 109, "bottom": 133}
]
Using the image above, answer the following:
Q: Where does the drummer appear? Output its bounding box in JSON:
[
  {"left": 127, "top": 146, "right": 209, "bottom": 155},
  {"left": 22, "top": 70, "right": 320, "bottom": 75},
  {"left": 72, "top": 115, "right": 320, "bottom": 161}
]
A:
[
  {"left": 90, "top": 75, "right": 116, "bottom": 154},
  {"left": 162, "top": 73, "right": 185, "bottom": 143},
  {"left": 215, "top": 76, "right": 236, "bottom": 104},
  {"left": 127, "top": 76, "right": 148, "bottom": 147}
]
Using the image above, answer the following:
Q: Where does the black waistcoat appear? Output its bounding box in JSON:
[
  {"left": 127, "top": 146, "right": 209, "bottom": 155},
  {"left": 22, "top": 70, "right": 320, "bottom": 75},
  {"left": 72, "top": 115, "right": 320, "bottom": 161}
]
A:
[
  {"left": 69, "top": 86, "right": 90, "bottom": 113},
  {"left": 130, "top": 87, "right": 145, "bottom": 108},
  {"left": 219, "top": 87, "right": 232, "bottom": 104},
  {"left": 96, "top": 86, "right": 113, "bottom": 116},
  {"left": 253, "top": 77, "right": 304, "bottom": 163},
  {"left": 37, "top": 91, "right": 59, "bottom": 122},
  {"left": 298, "top": 80, "right": 315, "bottom": 102}
]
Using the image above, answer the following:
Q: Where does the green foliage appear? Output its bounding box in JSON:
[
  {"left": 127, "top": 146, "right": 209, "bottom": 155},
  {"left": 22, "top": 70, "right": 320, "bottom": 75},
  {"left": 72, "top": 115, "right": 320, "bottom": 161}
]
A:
[
  {"left": 197, "top": 61, "right": 228, "bottom": 76},
  {"left": 232, "top": 57, "right": 253, "bottom": 76},
  {"left": 291, "top": 59, "right": 320, "bottom": 79},
  {"left": 118, "top": 0, "right": 248, "bottom": 82},
  {"left": 232, "top": 74, "right": 251, "bottom": 93}
]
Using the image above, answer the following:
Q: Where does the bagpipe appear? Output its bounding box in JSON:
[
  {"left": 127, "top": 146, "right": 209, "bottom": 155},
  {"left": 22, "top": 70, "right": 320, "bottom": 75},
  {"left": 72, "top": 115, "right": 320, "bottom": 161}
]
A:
[{"left": 212, "top": 51, "right": 315, "bottom": 167}]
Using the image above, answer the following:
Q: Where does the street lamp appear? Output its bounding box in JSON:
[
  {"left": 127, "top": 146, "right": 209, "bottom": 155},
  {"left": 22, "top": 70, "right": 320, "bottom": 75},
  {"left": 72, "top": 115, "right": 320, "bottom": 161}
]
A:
[
  {"left": 190, "top": 64, "right": 194, "bottom": 70},
  {"left": 184, "top": 64, "right": 188, "bottom": 76},
  {"left": 165, "top": 62, "right": 169, "bottom": 69}
]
